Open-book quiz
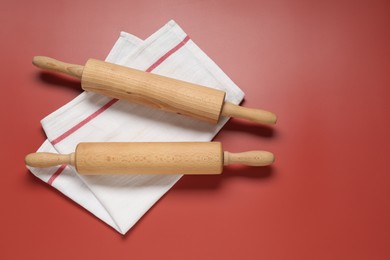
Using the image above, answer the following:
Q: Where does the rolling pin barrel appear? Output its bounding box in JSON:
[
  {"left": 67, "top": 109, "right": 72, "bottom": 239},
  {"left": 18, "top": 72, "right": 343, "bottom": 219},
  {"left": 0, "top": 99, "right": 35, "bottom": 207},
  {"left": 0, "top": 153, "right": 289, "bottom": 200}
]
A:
[
  {"left": 75, "top": 142, "right": 224, "bottom": 175},
  {"left": 82, "top": 59, "right": 226, "bottom": 124}
]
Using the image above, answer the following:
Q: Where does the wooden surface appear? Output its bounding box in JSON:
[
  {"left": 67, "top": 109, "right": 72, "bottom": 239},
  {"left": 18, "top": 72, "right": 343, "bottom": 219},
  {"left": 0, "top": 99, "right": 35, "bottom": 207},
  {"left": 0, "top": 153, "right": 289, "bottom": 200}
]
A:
[
  {"left": 75, "top": 142, "right": 223, "bottom": 174},
  {"left": 32, "top": 56, "right": 83, "bottom": 79},
  {"left": 33, "top": 56, "right": 277, "bottom": 124},
  {"left": 25, "top": 142, "right": 274, "bottom": 173},
  {"left": 2, "top": 0, "right": 390, "bottom": 259},
  {"left": 82, "top": 59, "right": 226, "bottom": 123},
  {"left": 24, "top": 152, "right": 75, "bottom": 168},
  {"left": 223, "top": 150, "right": 274, "bottom": 167},
  {"left": 221, "top": 101, "right": 277, "bottom": 124}
]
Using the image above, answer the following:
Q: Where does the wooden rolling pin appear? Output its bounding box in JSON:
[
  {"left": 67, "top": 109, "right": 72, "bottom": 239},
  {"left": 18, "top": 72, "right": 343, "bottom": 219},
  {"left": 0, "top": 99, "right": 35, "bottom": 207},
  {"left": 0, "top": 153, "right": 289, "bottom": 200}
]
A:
[
  {"left": 25, "top": 142, "right": 274, "bottom": 175},
  {"left": 33, "top": 56, "right": 277, "bottom": 124}
]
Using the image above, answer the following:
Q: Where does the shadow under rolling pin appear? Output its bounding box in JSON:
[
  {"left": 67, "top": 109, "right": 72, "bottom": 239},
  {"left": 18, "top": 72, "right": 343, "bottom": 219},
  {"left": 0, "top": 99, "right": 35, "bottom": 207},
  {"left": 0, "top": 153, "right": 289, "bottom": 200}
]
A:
[
  {"left": 32, "top": 56, "right": 277, "bottom": 125},
  {"left": 25, "top": 142, "right": 274, "bottom": 175}
]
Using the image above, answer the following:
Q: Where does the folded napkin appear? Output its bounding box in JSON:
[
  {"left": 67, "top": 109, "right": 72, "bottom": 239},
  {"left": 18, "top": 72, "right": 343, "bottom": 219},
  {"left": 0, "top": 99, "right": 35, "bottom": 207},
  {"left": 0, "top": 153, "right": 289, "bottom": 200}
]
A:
[{"left": 28, "top": 20, "right": 245, "bottom": 234}]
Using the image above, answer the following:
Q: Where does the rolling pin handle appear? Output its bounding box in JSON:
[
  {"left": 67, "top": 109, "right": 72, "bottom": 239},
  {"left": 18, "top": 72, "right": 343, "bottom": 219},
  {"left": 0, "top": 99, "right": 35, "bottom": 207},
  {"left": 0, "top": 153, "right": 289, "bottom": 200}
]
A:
[
  {"left": 32, "top": 56, "right": 84, "bottom": 79},
  {"left": 221, "top": 102, "right": 277, "bottom": 124},
  {"left": 223, "top": 151, "right": 274, "bottom": 166},
  {"left": 25, "top": 152, "right": 75, "bottom": 168}
]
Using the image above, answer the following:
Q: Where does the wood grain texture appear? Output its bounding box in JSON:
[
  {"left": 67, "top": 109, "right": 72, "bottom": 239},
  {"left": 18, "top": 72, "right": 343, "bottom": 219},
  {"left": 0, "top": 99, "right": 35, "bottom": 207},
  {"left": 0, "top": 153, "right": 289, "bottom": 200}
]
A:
[
  {"left": 81, "top": 59, "right": 226, "bottom": 123},
  {"left": 75, "top": 142, "right": 224, "bottom": 175},
  {"left": 25, "top": 152, "right": 75, "bottom": 168},
  {"left": 32, "top": 56, "right": 277, "bottom": 124},
  {"left": 223, "top": 151, "right": 275, "bottom": 166},
  {"left": 24, "top": 143, "right": 275, "bottom": 173},
  {"left": 32, "top": 56, "right": 84, "bottom": 79},
  {"left": 221, "top": 102, "right": 277, "bottom": 124}
]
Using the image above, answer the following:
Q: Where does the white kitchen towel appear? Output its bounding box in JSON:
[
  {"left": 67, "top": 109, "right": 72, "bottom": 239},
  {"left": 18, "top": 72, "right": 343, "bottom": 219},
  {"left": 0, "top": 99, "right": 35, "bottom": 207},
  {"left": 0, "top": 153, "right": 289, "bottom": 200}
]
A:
[{"left": 28, "top": 20, "right": 245, "bottom": 234}]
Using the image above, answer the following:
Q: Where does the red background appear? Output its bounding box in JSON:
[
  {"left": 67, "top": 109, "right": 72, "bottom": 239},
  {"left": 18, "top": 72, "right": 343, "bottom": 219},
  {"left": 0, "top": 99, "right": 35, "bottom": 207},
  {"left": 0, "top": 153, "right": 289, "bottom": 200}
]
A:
[{"left": 2, "top": 0, "right": 390, "bottom": 259}]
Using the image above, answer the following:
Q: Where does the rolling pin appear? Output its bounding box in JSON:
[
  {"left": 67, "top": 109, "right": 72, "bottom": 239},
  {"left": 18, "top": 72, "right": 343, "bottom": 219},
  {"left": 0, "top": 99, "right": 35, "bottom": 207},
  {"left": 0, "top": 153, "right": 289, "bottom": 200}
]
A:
[
  {"left": 33, "top": 56, "right": 277, "bottom": 124},
  {"left": 25, "top": 142, "right": 274, "bottom": 175}
]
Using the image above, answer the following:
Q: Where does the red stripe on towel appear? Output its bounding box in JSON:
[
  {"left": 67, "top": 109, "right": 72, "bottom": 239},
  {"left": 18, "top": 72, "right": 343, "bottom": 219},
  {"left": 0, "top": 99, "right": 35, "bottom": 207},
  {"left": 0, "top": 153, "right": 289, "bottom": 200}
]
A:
[
  {"left": 51, "top": 98, "right": 119, "bottom": 145},
  {"left": 47, "top": 164, "right": 67, "bottom": 185},
  {"left": 146, "top": 35, "right": 190, "bottom": 72}
]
